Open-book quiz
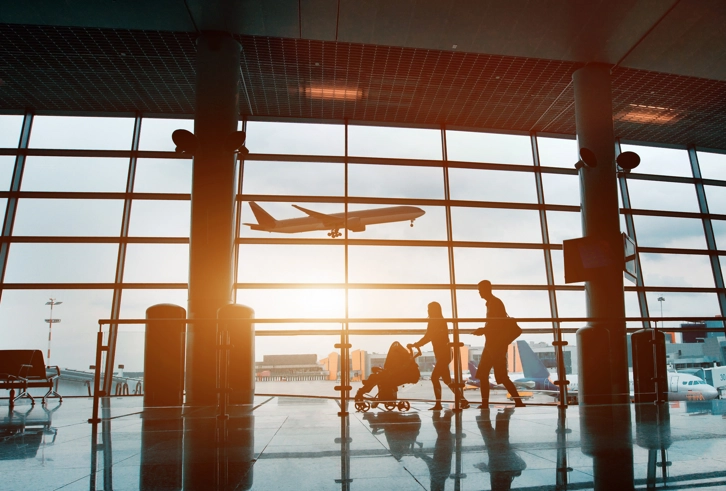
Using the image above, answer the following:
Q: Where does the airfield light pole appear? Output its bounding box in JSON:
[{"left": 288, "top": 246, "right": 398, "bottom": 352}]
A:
[
  {"left": 657, "top": 296, "right": 665, "bottom": 329},
  {"left": 45, "top": 298, "right": 62, "bottom": 361}
]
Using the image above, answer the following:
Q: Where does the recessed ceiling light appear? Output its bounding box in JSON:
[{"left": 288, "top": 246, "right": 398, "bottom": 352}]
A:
[
  {"left": 452, "top": 44, "right": 458, "bottom": 49},
  {"left": 617, "top": 104, "right": 680, "bottom": 124},
  {"left": 302, "top": 83, "right": 363, "bottom": 101}
]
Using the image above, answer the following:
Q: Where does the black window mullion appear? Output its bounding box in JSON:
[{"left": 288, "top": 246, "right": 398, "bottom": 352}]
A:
[
  {"left": 615, "top": 139, "right": 650, "bottom": 328},
  {"left": 0, "top": 110, "right": 33, "bottom": 302},
  {"left": 688, "top": 145, "right": 726, "bottom": 318}
]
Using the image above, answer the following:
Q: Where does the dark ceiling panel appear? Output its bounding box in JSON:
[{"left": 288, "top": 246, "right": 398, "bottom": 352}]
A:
[
  {"left": 0, "top": 24, "right": 724, "bottom": 149},
  {"left": 621, "top": 0, "right": 726, "bottom": 81}
]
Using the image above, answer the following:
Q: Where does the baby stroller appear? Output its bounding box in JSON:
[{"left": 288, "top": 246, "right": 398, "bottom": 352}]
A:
[{"left": 354, "top": 342, "right": 421, "bottom": 412}]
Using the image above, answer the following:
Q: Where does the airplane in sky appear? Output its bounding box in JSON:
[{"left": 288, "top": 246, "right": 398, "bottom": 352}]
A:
[{"left": 244, "top": 202, "right": 426, "bottom": 238}]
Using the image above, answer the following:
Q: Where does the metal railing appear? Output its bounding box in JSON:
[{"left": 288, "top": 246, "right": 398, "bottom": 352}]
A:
[{"left": 84, "top": 314, "right": 726, "bottom": 423}]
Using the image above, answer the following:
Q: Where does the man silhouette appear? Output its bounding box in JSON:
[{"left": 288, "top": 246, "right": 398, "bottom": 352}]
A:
[{"left": 473, "top": 280, "right": 525, "bottom": 408}]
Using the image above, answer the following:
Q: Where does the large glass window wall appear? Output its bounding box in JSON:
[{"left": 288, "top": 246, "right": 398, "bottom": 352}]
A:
[{"left": 1, "top": 112, "right": 724, "bottom": 379}]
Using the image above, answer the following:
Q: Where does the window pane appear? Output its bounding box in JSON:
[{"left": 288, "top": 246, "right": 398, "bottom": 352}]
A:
[
  {"left": 348, "top": 289, "right": 452, "bottom": 321},
  {"left": 645, "top": 292, "right": 720, "bottom": 326},
  {"left": 546, "top": 211, "right": 581, "bottom": 245},
  {"left": 556, "top": 290, "right": 586, "bottom": 318},
  {"left": 134, "top": 158, "right": 192, "bottom": 193},
  {"left": 537, "top": 136, "right": 577, "bottom": 168},
  {"left": 13, "top": 199, "right": 124, "bottom": 236},
  {"left": 454, "top": 248, "right": 547, "bottom": 285},
  {"left": 542, "top": 173, "right": 579, "bottom": 206},
  {"left": 451, "top": 207, "right": 542, "bottom": 243},
  {"left": 0, "top": 156, "right": 15, "bottom": 191},
  {"left": 139, "top": 118, "right": 193, "bottom": 151},
  {"left": 711, "top": 220, "right": 726, "bottom": 250},
  {"left": 124, "top": 244, "right": 189, "bottom": 283},
  {"left": 697, "top": 151, "right": 726, "bottom": 180},
  {"left": 621, "top": 144, "right": 691, "bottom": 177},
  {"left": 349, "top": 125, "right": 442, "bottom": 160},
  {"left": 242, "top": 161, "right": 343, "bottom": 196},
  {"left": 448, "top": 168, "right": 537, "bottom": 202},
  {"left": 119, "top": 289, "right": 189, "bottom": 319},
  {"left": 246, "top": 121, "right": 344, "bottom": 156},
  {"left": 633, "top": 216, "right": 707, "bottom": 249},
  {"left": 447, "top": 130, "right": 532, "bottom": 165},
  {"left": 349, "top": 163, "right": 444, "bottom": 199},
  {"left": 0, "top": 115, "right": 23, "bottom": 148},
  {"left": 30, "top": 116, "right": 135, "bottom": 150},
  {"left": 128, "top": 200, "right": 190, "bottom": 237},
  {"left": 0, "top": 289, "right": 113, "bottom": 372},
  {"left": 236, "top": 288, "right": 345, "bottom": 320},
  {"left": 640, "top": 253, "right": 714, "bottom": 287},
  {"left": 626, "top": 180, "right": 700, "bottom": 213},
  {"left": 348, "top": 246, "right": 450, "bottom": 284},
  {"left": 624, "top": 291, "right": 642, "bottom": 328},
  {"left": 704, "top": 185, "right": 726, "bottom": 214},
  {"left": 5, "top": 243, "right": 118, "bottom": 283},
  {"left": 237, "top": 245, "right": 343, "bottom": 283},
  {"left": 22, "top": 157, "right": 129, "bottom": 192}
]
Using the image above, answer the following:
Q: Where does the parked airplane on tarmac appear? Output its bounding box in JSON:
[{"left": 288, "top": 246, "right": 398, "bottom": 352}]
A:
[
  {"left": 464, "top": 361, "right": 531, "bottom": 390},
  {"left": 514, "top": 340, "right": 718, "bottom": 403},
  {"left": 244, "top": 202, "right": 426, "bottom": 238}
]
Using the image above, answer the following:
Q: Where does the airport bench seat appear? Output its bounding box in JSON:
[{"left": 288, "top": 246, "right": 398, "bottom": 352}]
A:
[{"left": 0, "top": 350, "right": 62, "bottom": 407}]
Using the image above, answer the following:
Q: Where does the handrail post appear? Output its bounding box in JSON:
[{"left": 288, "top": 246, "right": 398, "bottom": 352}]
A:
[{"left": 88, "top": 328, "right": 104, "bottom": 424}]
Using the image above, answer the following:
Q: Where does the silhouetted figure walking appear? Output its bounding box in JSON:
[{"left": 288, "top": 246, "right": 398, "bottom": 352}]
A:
[
  {"left": 409, "top": 302, "right": 468, "bottom": 410},
  {"left": 476, "top": 407, "right": 526, "bottom": 490},
  {"left": 473, "top": 280, "right": 525, "bottom": 408}
]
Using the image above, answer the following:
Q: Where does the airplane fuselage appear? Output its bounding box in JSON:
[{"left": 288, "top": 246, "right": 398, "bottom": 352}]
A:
[{"left": 248, "top": 205, "right": 425, "bottom": 234}]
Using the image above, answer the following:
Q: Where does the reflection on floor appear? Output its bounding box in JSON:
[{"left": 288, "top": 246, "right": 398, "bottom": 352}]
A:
[{"left": 1, "top": 395, "right": 726, "bottom": 490}]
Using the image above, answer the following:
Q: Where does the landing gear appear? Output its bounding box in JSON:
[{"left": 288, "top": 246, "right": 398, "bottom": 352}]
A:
[
  {"left": 410, "top": 219, "right": 415, "bottom": 227},
  {"left": 327, "top": 228, "right": 342, "bottom": 238}
]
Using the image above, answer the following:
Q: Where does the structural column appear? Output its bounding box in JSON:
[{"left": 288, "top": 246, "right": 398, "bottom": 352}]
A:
[
  {"left": 185, "top": 32, "right": 240, "bottom": 405},
  {"left": 573, "top": 63, "right": 629, "bottom": 404}
]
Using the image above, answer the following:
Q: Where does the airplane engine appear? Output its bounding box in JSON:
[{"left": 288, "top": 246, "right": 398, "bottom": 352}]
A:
[{"left": 346, "top": 218, "right": 366, "bottom": 232}]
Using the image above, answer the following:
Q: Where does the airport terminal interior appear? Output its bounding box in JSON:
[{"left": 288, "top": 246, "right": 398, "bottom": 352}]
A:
[{"left": 2, "top": 1, "right": 726, "bottom": 490}]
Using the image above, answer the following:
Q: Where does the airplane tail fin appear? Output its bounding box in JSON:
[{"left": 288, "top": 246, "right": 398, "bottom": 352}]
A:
[
  {"left": 248, "top": 202, "right": 277, "bottom": 229},
  {"left": 468, "top": 361, "right": 479, "bottom": 380},
  {"left": 516, "top": 340, "right": 551, "bottom": 379}
]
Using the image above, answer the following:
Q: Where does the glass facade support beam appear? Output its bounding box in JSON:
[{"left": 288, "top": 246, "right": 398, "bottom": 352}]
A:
[
  {"left": 573, "top": 63, "right": 628, "bottom": 405},
  {"left": 186, "top": 32, "right": 241, "bottom": 405},
  {"left": 0, "top": 110, "right": 33, "bottom": 300},
  {"left": 615, "top": 139, "right": 651, "bottom": 329},
  {"left": 687, "top": 145, "right": 726, "bottom": 318}
]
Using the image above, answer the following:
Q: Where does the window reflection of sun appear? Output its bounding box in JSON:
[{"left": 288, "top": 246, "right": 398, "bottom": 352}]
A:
[{"left": 289, "top": 289, "right": 345, "bottom": 319}]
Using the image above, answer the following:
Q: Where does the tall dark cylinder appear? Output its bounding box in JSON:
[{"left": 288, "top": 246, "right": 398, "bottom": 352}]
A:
[
  {"left": 632, "top": 329, "right": 667, "bottom": 403},
  {"left": 576, "top": 325, "right": 612, "bottom": 405},
  {"left": 185, "top": 32, "right": 240, "bottom": 405},
  {"left": 218, "top": 304, "right": 255, "bottom": 406},
  {"left": 573, "top": 63, "right": 628, "bottom": 404},
  {"left": 144, "top": 304, "right": 186, "bottom": 407}
]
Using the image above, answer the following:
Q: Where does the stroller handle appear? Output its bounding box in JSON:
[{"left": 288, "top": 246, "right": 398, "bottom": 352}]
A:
[{"left": 408, "top": 345, "right": 422, "bottom": 359}]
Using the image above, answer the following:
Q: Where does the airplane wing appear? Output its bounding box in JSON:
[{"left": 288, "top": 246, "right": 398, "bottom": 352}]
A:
[{"left": 291, "top": 204, "right": 344, "bottom": 228}]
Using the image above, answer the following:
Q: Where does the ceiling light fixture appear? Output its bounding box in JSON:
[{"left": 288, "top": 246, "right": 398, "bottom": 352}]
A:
[
  {"left": 303, "top": 83, "right": 363, "bottom": 101},
  {"left": 618, "top": 103, "right": 680, "bottom": 124}
]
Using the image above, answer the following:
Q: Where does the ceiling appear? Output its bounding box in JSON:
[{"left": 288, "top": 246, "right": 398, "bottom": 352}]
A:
[{"left": 1, "top": 1, "right": 725, "bottom": 149}]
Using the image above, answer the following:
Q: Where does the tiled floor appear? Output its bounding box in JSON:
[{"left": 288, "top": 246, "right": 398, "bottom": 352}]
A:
[{"left": 1, "top": 395, "right": 726, "bottom": 490}]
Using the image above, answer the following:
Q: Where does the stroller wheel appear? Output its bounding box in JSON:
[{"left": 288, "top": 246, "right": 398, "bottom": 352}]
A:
[
  {"left": 355, "top": 401, "right": 371, "bottom": 412},
  {"left": 397, "top": 401, "right": 410, "bottom": 412},
  {"left": 384, "top": 402, "right": 397, "bottom": 412}
]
